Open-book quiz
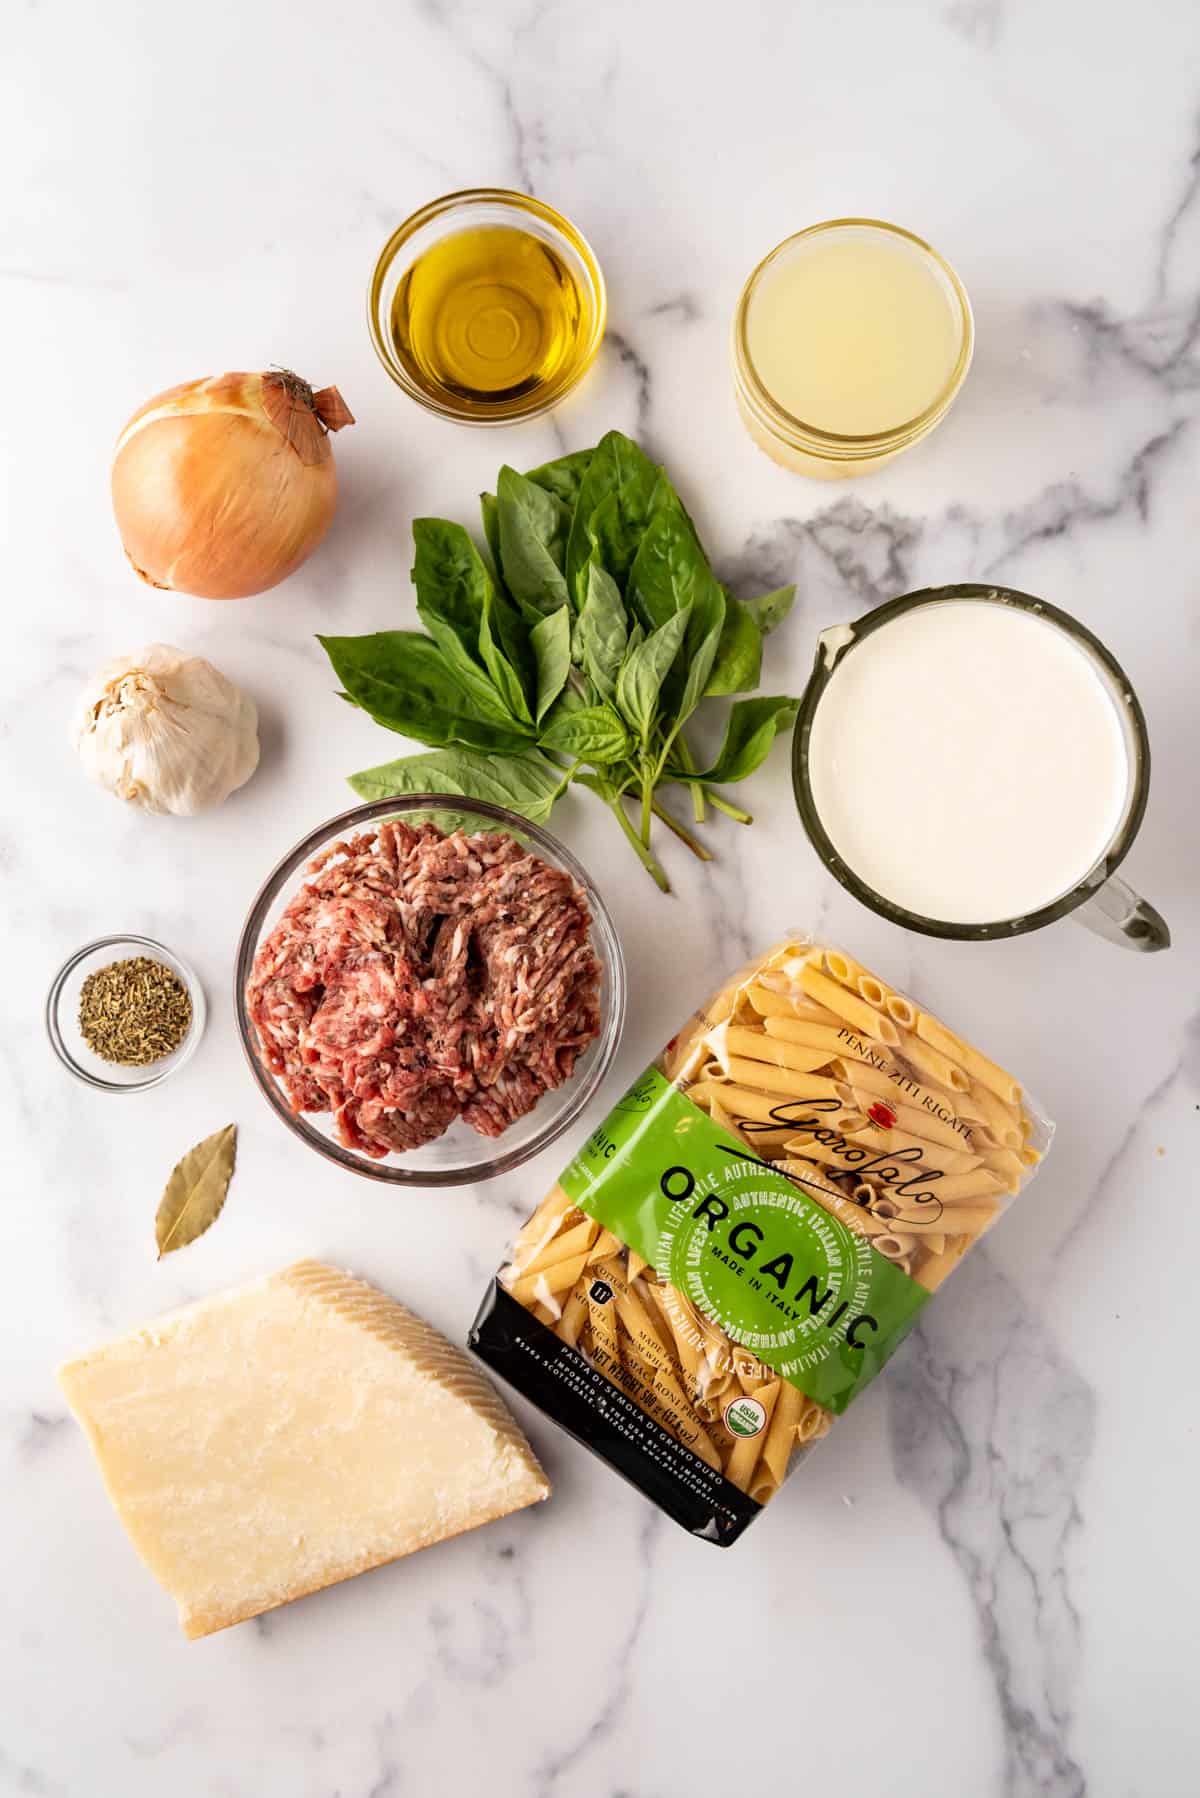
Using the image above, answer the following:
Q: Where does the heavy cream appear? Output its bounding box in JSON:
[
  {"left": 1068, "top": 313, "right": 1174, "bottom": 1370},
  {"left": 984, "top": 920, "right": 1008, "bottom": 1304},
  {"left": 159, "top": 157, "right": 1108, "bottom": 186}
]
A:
[{"left": 806, "top": 601, "right": 1132, "bottom": 924}]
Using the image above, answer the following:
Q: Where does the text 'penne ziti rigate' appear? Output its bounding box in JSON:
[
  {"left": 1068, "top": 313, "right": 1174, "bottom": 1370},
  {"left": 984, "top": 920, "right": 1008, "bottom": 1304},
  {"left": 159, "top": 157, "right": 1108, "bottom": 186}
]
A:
[{"left": 471, "top": 937, "right": 1052, "bottom": 1546}]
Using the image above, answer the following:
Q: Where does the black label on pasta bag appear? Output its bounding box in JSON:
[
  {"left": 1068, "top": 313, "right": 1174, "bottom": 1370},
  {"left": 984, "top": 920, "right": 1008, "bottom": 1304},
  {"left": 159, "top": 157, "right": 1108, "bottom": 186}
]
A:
[{"left": 469, "top": 1284, "right": 761, "bottom": 1546}]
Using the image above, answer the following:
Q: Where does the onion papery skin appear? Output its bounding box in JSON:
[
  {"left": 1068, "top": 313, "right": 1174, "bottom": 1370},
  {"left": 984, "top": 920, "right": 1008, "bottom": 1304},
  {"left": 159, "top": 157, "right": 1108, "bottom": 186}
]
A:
[{"left": 111, "top": 372, "right": 341, "bottom": 601}]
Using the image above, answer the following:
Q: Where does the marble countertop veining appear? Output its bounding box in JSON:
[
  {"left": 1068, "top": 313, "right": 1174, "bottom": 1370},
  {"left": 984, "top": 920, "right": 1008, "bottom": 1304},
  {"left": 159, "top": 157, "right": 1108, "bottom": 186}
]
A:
[{"left": 3, "top": 2, "right": 1199, "bottom": 1794}]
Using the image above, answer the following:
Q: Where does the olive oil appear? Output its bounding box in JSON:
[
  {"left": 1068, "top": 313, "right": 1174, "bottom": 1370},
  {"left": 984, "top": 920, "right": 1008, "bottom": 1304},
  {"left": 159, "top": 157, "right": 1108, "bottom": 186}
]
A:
[{"left": 390, "top": 225, "right": 595, "bottom": 416}]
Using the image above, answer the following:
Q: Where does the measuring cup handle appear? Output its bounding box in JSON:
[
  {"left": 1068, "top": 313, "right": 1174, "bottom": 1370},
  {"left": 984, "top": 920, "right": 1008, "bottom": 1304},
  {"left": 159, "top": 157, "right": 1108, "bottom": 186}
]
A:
[{"left": 1072, "top": 874, "right": 1170, "bottom": 952}]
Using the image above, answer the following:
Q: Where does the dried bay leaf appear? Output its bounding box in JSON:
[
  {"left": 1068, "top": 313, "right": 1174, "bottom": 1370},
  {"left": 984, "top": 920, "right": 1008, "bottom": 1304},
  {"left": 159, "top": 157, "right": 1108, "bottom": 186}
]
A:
[{"left": 155, "top": 1124, "right": 237, "bottom": 1258}]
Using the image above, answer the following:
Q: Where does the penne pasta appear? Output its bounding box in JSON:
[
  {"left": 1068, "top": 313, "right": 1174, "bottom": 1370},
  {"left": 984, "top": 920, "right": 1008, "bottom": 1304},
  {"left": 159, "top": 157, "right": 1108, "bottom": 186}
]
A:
[
  {"left": 690, "top": 1078, "right": 838, "bottom": 1128},
  {"left": 721, "top": 1024, "right": 835, "bottom": 1076},
  {"left": 873, "top": 1231, "right": 917, "bottom": 1263},
  {"left": 745, "top": 983, "right": 843, "bottom": 1028},
  {"left": 843, "top": 1126, "right": 976, "bottom": 1175},
  {"left": 723, "top": 1056, "right": 849, "bottom": 1101},
  {"left": 822, "top": 948, "right": 863, "bottom": 985},
  {"left": 615, "top": 1294, "right": 721, "bottom": 1463},
  {"left": 797, "top": 1402, "right": 832, "bottom": 1446},
  {"left": 872, "top": 1197, "right": 999, "bottom": 1236},
  {"left": 836, "top": 1085, "right": 972, "bottom": 1155},
  {"left": 830, "top": 1056, "right": 968, "bottom": 1130},
  {"left": 897, "top": 1032, "right": 971, "bottom": 1094},
  {"left": 884, "top": 991, "right": 918, "bottom": 1029},
  {"left": 983, "top": 1149, "right": 1025, "bottom": 1194},
  {"left": 924, "top": 1168, "right": 1006, "bottom": 1203},
  {"left": 516, "top": 1216, "right": 600, "bottom": 1279},
  {"left": 758, "top": 1380, "right": 805, "bottom": 1487},
  {"left": 916, "top": 1234, "right": 972, "bottom": 1292},
  {"left": 509, "top": 1250, "right": 593, "bottom": 1307},
  {"left": 797, "top": 963, "right": 902, "bottom": 1045},
  {"left": 644, "top": 1284, "right": 715, "bottom": 1401},
  {"left": 795, "top": 1175, "right": 892, "bottom": 1237},
  {"left": 962, "top": 1082, "right": 1023, "bottom": 1148},
  {"left": 512, "top": 1184, "right": 577, "bottom": 1258},
  {"left": 764, "top": 1015, "right": 896, "bottom": 1067},
  {"left": 480, "top": 934, "right": 1051, "bottom": 1541},
  {"left": 557, "top": 1279, "right": 590, "bottom": 1348},
  {"left": 958, "top": 1043, "right": 1022, "bottom": 1106},
  {"left": 725, "top": 1380, "right": 782, "bottom": 1489},
  {"left": 662, "top": 1012, "right": 715, "bottom": 1082},
  {"left": 856, "top": 973, "right": 887, "bottom": 1009},
  {"left": 914, "top": 1010, "right": 969, "bottom": 1064}
]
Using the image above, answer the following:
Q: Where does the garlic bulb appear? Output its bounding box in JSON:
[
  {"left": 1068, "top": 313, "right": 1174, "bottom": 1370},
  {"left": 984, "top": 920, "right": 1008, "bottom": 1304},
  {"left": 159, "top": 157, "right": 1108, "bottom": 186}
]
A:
[{"left": 73, "top": 644, "right": 259, "bottom": 815}]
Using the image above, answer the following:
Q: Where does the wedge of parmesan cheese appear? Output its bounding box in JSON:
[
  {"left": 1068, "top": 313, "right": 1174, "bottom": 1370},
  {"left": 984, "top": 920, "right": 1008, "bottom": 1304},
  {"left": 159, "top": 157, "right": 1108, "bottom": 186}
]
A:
[{"left": 59, "top": 1260, "right": 550, "bottom": 1638}]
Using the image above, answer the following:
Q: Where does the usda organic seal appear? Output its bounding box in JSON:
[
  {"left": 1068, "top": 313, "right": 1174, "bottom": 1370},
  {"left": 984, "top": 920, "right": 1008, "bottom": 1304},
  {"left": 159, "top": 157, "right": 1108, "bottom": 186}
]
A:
[{"left": 724, "top": 1396, "right": 767, "bottom": 1439}]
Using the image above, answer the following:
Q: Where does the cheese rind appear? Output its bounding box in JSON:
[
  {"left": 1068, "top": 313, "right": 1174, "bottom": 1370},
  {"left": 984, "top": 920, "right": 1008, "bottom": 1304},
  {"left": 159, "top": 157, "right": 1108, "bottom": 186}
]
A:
[{"left": 59, "top": 1260, "right": 550, "bottom": 1638}]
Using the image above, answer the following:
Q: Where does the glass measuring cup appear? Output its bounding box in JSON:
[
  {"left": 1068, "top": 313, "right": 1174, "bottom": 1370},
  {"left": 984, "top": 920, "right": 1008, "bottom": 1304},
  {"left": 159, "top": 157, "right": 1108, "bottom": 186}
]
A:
[{"left": 792, "top": 584, "right": 1169, "bottom": 951}]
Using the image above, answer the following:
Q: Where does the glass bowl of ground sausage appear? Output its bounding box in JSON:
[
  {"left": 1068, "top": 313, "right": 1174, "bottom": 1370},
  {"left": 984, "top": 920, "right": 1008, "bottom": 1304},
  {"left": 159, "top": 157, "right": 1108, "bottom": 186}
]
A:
[{"left": 235, "top": 797, "right": 627, "bottom": 1185}]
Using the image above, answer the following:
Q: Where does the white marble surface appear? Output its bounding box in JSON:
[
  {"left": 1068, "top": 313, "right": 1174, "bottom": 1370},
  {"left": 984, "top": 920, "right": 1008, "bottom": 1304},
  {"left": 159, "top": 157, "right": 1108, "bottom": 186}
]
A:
[{"left": 4, "top": 2, "right": 1199, "bottom": 1793}]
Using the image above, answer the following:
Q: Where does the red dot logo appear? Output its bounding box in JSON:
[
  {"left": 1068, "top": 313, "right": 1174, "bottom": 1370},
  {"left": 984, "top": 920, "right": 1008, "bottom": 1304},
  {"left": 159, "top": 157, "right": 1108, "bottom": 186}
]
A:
[{"left": 868, "top": 1100, "right": 897, "bottom": 1129}]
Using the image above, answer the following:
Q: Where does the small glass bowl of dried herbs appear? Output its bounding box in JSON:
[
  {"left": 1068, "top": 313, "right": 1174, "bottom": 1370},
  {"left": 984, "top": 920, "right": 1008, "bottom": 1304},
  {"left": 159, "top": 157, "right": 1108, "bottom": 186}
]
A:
[{"left": 46, "top": 936, "right": 206, "bottom": 1092}]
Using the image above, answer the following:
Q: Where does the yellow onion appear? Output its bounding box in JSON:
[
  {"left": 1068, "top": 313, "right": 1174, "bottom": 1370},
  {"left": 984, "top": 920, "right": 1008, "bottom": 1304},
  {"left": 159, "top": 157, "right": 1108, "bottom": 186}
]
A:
[{"left": 111, "top": 370, "right": 354, "bottom": 600}]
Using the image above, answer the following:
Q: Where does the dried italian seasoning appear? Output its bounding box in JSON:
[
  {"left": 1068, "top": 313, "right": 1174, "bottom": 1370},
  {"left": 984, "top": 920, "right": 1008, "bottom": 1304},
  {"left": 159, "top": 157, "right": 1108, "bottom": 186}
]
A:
[{"left": 78, "top": 956, "right": 192, "bottom": 1066}]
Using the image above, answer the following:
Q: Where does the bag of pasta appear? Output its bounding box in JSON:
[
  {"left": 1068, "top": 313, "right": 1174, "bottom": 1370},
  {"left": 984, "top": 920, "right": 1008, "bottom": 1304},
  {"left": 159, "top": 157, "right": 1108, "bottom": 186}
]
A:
[{"left": 470, "top": 936, "right": 1053, "bottom": 1545}]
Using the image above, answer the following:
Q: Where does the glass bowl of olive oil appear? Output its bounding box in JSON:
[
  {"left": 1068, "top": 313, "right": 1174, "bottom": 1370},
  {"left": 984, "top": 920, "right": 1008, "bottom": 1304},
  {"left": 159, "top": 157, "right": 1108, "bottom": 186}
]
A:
[{"left": 369, "top": 189, "right": 607, "bottom": 424}]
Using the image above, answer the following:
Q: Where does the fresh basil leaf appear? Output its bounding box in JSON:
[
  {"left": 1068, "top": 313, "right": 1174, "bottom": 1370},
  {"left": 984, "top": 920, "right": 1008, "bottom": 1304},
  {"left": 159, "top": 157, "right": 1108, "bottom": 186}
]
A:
[
  {"left": 704, "top": 599, "right": 763, "bottom": 697},
  {"left": 318, "top": 633, "right": 533, "bottom": 752},
  {"left": 411, "top": 518, "right": 520, "bottom": 721},
  {"left": 480, "top": 491, "right": 504, "bottom": 580},
  {"left": 584, "top": 467, "right": 679, "bottom": 600},
  {"left": 679, "top": 696, "right": 799, "bottom": 785},
  {"left": 494, "top": 466, "right": 571, "bottom": 615},
  {"left": 347, "top": 748, "right": 568, "bottom": 824},
  {"left": 525, "top": 448, "right": 594, "bottom": 511},
  {"left": 496, "top": 587, "right": 537, "bottom": 686},
  {"left": 615, "top": 606, "right": 692, "bottom": 742},
  {"left": 627, "top": 498, "right": 726, "bottom": 716},
  {"left": 675, "top": 617, "right": 725, "bottom": 735},
  {"left": 530, "top": 607, "right": 572, "bottom": 723},
  {"left": 565, "top": 430, "right": 663, "bottom": 603},
  {"left": 742, "top": 584, "right": 796, "bottom": 636},
  {"left": 538, "top": 703, "right": 631, "bottom": 764},
  {"left": 503, "top": 465, "right": 570, "bottom": 567},
  {"left": 628, "top": 493, "right": 708, "bottom": 632},
  {"left": 583, "top": 491, "right": 633, "bottom": 593},
  {"left": 574, "top": 562, "right": 629, "bottom": 701},
  {"left": 413, "top": 517, "right": 489, "bottom": 649},
  {"left": 479, "top": 588, "right": 534, "bottom": 725}
]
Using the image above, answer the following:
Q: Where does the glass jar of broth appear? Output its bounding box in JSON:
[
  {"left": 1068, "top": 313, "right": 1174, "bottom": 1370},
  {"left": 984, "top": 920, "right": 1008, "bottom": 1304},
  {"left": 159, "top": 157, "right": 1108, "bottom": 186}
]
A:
[
  {"left": 369, "top": 189, "right": 607, "bottom": 424},
  {"left": 732, "top": 218, "right": 974, "bottom": 478}
]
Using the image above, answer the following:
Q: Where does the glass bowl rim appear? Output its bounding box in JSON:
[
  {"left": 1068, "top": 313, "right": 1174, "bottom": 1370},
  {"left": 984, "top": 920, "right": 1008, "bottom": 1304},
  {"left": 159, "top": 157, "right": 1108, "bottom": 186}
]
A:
[
  {"left": 46, "top": 933, "right": 207, "bottom": 1092},
  {"left": 366, "top": 185, "right": 608, "bottom": 425},
  {"left": 233, "top": 795, "right": 627, "bottom": 1185},
  {"left": 732, "top": 216, "right": 975, "bottom": 456},
  {"left": 791, "top": 582, "right": 1152, "bottom": 941}
]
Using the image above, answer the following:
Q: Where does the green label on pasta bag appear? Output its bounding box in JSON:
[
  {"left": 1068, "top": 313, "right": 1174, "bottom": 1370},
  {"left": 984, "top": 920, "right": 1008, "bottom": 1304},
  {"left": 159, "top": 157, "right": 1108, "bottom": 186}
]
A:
[{"left": 559, "top": 1067, "right": 930, "bottom": 1415}]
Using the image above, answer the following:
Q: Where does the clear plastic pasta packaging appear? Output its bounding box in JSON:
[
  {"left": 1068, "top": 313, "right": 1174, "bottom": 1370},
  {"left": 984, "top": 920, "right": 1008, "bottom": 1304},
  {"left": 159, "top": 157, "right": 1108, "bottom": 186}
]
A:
[{"left": 469, "top": 936, "right": 1053, "bottom": 1545}]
